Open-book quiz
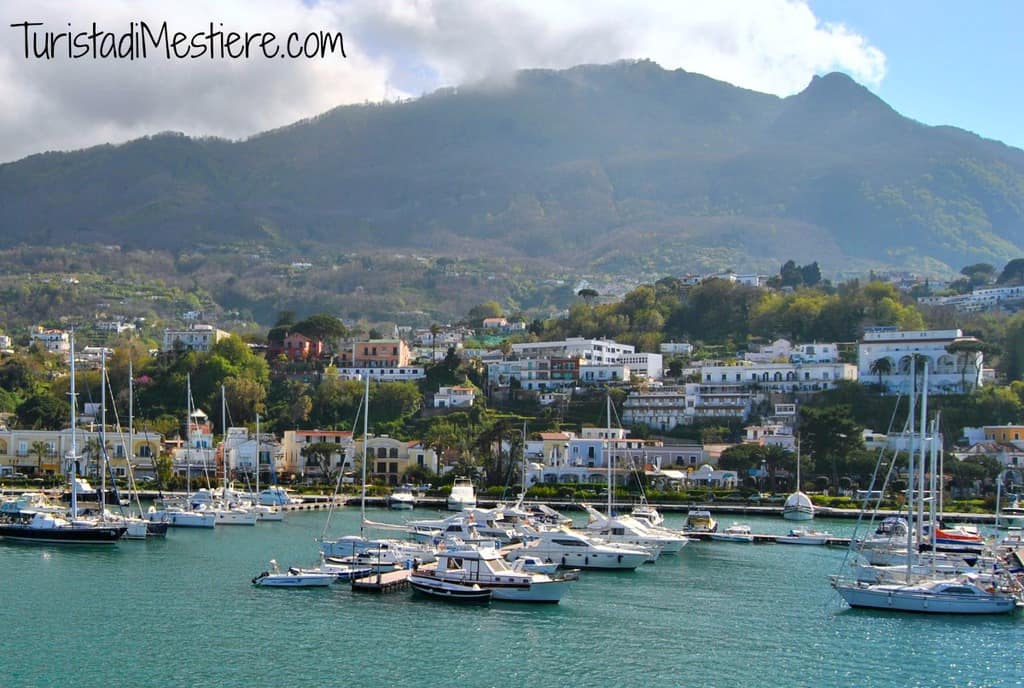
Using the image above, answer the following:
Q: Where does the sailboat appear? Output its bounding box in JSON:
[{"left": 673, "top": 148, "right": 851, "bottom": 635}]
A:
[
  {"left": 0, "top": 334, "right": 126, "bottom": 544},
  {"left": 147, "top": 375, "right": 216, "bottom": 528},
  {"left": 319, "top": 374, "right": 434, "bottom": 570},
  {"left": 782, "top": 434, "right": 814, "bottom": 521},
  {"left": 831, "top": 359, "right": 1023, "bottom": 614}
]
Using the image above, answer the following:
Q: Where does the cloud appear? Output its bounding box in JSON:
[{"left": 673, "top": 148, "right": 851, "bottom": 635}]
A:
[{"left": 0, "top": 0, "right": 885, "bottom": 163}]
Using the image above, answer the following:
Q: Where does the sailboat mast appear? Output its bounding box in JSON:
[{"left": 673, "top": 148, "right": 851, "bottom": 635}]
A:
[
  {"left": 69, "top": 333, "right": 79, "bottom": 517},
  {"left": 221, "top": 384, "right": 227, "bottom": 490},
  {"left": 360, "top": 372, "right": 369, "bottom": 539},
  {"left": 606, "top": 393, "right": 613, "bottom": 517},
  {"left": 100, "top": 348, "right": 108, "bottom": 511},
  {"left": 186, "top": 374, "right": 192, "bottom": 499},
  {"left": 255, "top": 413, "right": 260, "bottom": 497},
  {"left": 917, "top": 360, "right": 928, "bottom": 551},
  {"left": 905, "top": 359, "right": 916, "bottom": 583}
]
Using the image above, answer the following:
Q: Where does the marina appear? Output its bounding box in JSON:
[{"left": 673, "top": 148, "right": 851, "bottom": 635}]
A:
[{"left": 1, "top": 506, "right": 1021, "bottom": 687}]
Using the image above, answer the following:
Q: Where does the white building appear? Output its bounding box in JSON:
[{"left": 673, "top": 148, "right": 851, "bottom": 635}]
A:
[
  {"left": 579, "top": 363, "right": 631, "bottom": 385},
  {"left": 30, "top": 328, "right": 70, "bottom": 355},
  {"left": 743, "top": 339, "right": 839, "bottom": 364},
  {"left": 619, "top": 352, "right": 663, "bottom": 380},
  {"left": 162, "top": 324, "right": 229, "bottom": 353},
  {"left": 660, "top": 341, "right": 694, "bottom": 356},
  {"left": 487, "top": 358, "right": 563, "bottom": 392},
  {"left": 332, "top": 366, "right": 426, "bottom": 382},
  {"left": 700, "top": 360, "right": 856, "bottom": 393},
  {"left": 434, "top": 385, "right": 476, "bottom": 408},
  {"left": 857, "top": 327, "right": 983, "bottom": 394},
  {"left": 919, "top": 285, "right": 1024, "bottom": 312},
  {"left": 510, "top": 337, "right": 635, "bottom": 365}
]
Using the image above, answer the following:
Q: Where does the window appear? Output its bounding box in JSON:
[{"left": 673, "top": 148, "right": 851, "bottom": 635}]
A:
[
  {"left": 389, "top": 448, "right": 398, "bottom": 458},
  {"left": 376, "top": 462, "right": 386, "bottom": 474}
]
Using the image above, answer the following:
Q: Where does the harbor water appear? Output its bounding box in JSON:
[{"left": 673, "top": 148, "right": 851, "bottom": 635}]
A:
[{"left": 2, "top": 507, "right": 1021, "bottom": 688}]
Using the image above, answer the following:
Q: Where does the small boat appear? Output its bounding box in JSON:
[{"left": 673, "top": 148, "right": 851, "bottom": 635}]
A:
[
  {"left": 410, "top": 542, "right": 574, "bottom": 603},
  {"left": 410, "top": 577, "right": 491, "bottom": 603},
  {"left": 447, "top": 477, "right": 477, "bottom": 511},
  {"left": 252, "top": 560, "right": 335, "bottom": 587},
  {"left": 782, "top": 490, "right": 815, "bottom": 521},
  {"left": 287, "top": 554, "right": 374, "bottom": 582},
  {"left": 684, "top": 509, "right": 718, "bottom": 533},
  {"left": 388, "top": 485, "right": 417, "bottom": 510},
  {"left": 710, "top": 523, "right": 754, "bottom": 543},
  {"left": 776, "top": 527, "right": 832, "bottom": 545}
]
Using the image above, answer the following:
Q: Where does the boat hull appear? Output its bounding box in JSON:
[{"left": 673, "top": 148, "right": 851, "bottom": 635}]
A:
[
  {"left": 410, "top": 578, "right": 491, "bottom": 603},
  {"left": 252, "top": 572, "right": 334, "bottom": 587},
  {"left": 834, "top": 583, "right": 1019, "bottom": 614},
  {"left": 0, "top": 523, "right": 126, "bottom": 544}
]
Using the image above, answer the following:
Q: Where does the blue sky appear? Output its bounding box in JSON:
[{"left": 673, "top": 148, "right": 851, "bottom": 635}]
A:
[
  {"left": 809, "top": 0, "right": 1023, "bottom": 148},
  {"left": 0, "top": 1, "right": 1020, "bottom": 162}
]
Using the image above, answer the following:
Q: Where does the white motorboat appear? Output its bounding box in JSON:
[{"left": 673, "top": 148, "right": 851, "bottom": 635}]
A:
[
  {"left": 252, "top": 560, "right": 335, "bottom": 587},
  {"left": 258, "top": 487, "right": 302, "bottom": 506},
  {"left": 511, "top": 555, "right": 560, "bottom": 575},
  {"left": 579, "top": 503, "right": 688, "bottom": 555},
  {"left": 710, "top": 523, "right": 754, "bottom": 543},
  {"left": 411, "top": 543, "right": 574, "bottom": 603},
  {"left": 447, "top": 477, "right": 477, "bottom": 511},
  {"left": 831, "top": 574, "right": 1022, "bottom": 614},
  {"left": 776, "top": 527, "right": 832, "bottom": 545},
  {"left": 630, "top": 503, "right": 664, "bottom": 527},
  {"left": 508, "top": 528, "right": 651, "bottom": 571},
  {"left": 388, "top": 485, "right": 416, "bottom": 510}
]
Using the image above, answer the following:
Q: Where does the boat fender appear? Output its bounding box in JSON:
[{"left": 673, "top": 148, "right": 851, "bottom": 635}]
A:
[
  {"left": 585, "top": 557, "right": 589, "bottom": 566},
  {"left": 561, "top": 556, "right": 566, "bottom": 566},
  {"left": 617, "top": 555, "right": 622, "bottom": 563}
]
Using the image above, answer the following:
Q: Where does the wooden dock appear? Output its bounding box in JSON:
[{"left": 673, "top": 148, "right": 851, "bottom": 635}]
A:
[{"left": 351, "top": 568, "right": 412, "bottom": 593}]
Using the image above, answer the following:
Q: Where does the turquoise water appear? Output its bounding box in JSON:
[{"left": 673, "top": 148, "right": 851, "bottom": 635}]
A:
[{"left": 2, "top": 508, "right": 1021, "bottom": 688}]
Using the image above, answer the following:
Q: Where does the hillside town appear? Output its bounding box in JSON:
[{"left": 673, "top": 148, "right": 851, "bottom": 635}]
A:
[{"left": 0, "top": 310, "right": 1015, "bottom": 503}]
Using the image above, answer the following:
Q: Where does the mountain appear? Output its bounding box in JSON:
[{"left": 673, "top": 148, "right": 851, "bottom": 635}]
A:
[{"left": 2, "top": 59, "right": 1023, "bottom": 279}]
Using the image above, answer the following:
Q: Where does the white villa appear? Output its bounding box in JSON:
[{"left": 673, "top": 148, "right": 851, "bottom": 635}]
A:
[{"left": 857, "top": 327, "right": 983, "bottom": 394}]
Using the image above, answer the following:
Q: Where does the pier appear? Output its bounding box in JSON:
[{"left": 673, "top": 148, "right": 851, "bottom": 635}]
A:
[
  {"left": 684, "top": 531, "right": 852, "bottom": 547},
  {"left": 351, "top": 567, "right": 412, "bottom": 593}
]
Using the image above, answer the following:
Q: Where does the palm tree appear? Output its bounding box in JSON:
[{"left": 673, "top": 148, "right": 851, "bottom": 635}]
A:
[
  {"left": 946, "top": 338, "right": 985, "bottom": 392},
  {"left": 429, "top": 323, "right": 441, "bottom": 363},
  {"left": 29, "top": 440, "right": 48, "bottom": 476},
  {"left": 868, "top": 357, "right": 892, "bottom": 390}
]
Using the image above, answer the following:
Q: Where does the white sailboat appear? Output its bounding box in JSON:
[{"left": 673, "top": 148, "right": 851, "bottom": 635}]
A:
[
  {"left": 782, "top": 434, "right": 814, "bottom": 521},
  {"left": 319, "top": 375, "right": 433, "bottom": 574},
  {"left": 147, "top": 375, "right": 216, "bottom": 528}
]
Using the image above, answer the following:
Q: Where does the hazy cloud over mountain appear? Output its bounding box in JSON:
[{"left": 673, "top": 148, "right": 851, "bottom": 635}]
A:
[{"left": 0, "top": 0, "right": 885, "bottom": 163}]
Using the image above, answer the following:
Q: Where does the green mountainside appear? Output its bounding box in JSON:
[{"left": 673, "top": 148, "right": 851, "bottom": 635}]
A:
[{"left": 2, "top": 59, "right": 1023, "bottom": 324}]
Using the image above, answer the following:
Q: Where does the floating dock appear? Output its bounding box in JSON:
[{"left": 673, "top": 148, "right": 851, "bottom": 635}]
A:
[
  {"left": 685, "top": 531, "right": 852, "bottom": 547},
  {"left": 351, "top": 568, "right": 412, "bottom": 593}
]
